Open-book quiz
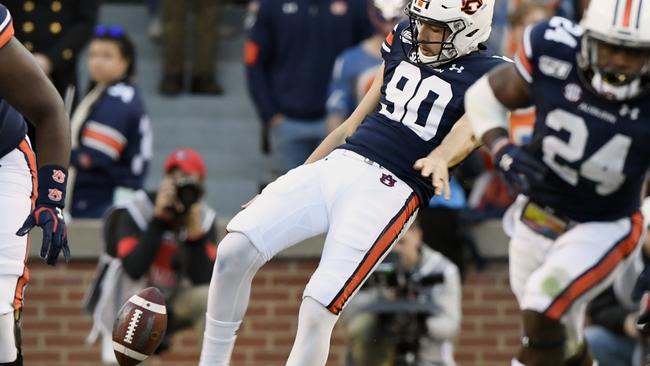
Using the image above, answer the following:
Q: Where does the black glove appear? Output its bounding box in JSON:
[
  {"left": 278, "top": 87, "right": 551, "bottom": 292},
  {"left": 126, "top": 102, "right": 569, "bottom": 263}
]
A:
[
  {"left": 16, "top": 165, "right": 70, "bottom": 265},
  {"left": 493, "top": 142, "right": 547, "bottom": 194}
]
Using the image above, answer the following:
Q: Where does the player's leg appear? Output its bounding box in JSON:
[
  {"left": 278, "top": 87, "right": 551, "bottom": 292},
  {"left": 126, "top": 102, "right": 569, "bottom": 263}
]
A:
[
  {"left": 0, "top": 310, "right": 21, "bottom": 365},
  {"left": 513, "top": 212, "right": 644, "bottom": 366},
  {"left": 0, "top": 142, "right": 36, "bottom": 366},
  {"left": 287, "top": 156, "right": 419, "bottom": 366},
  {"left": 199, "top": 161, "right": 330, "bottom": 365}
]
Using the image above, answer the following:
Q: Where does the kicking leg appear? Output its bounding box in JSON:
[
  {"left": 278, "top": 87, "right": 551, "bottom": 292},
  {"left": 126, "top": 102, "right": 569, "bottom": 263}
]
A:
[
  {"left": 198, "top": 232, "right": 266, "bottom": 366},
  {"left": 285, "top": 297, "right": 339, "bottom": 366}
]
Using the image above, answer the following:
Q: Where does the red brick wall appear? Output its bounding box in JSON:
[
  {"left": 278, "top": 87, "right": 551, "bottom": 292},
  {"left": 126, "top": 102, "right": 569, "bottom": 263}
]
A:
[{"left": 21, "top": 259, "right": 520, "bottom": 366}]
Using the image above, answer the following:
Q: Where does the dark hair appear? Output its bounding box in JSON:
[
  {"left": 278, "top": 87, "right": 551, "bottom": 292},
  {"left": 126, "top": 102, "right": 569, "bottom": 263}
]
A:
[{"left": 90, "top": 25, "right": 137, "bottom": 81}]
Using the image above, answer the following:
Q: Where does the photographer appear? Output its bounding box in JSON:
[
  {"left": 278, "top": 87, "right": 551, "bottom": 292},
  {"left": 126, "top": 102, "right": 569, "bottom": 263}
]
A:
[
  {"left": 84, "top": 147, "right": 218, "bottom": 364},
  {"left": 343, "top": 218, "right": 461, "bottom": 366}
]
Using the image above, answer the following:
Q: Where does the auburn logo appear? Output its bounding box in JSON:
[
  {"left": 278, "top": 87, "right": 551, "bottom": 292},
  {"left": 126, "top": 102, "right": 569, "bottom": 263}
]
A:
[
  {"left": 461, "top": 0, "right": 483, "bottom": 15},
  {"left": 380, "top": 174, "right": 397, "bottom": 187},
  {"left": 48, "top": 189, "right": 63, "bottom": 202},
  {"left": 52, "top": 170, "right": 66, "bottom": 184}
]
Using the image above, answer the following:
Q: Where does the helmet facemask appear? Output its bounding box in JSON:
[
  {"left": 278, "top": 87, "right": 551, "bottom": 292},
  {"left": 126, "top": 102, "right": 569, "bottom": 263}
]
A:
[
  {"left": 402, "top": 7, "right": 467, "bottom": 68},
  {"left": 578, "top": 32, "right": 650, "bottom": 101}
]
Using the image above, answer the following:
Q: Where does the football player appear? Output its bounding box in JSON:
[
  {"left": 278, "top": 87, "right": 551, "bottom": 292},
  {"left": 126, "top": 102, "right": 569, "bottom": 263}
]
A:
[
  {"left": 199, "top": 1, "right": 504, "bottom": 365},
  {"left": 429, "top": 0, "right": 650, "bottom": 365},
  {"left": 0, "top": 4, "right": 71, "bottom": 365}
]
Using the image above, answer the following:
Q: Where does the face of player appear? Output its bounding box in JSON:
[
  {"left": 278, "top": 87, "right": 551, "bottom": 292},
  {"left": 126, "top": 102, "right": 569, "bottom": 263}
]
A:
[
  {"left": 596, "top": 41, "right": 650, "bottom": 84},
  {"left": 87, "top": 39, "right": 131, "bottom": 84},
  {"left": 416, "top": 21, "right": 450, "bottom": 57}
]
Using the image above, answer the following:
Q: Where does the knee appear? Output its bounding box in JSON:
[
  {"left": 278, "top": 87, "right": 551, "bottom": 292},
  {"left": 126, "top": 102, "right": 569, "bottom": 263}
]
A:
[
  {"left": 214, "top": 233, "right": 263, "bottom": 278},
  {"left": 298, "top": 297, "right": 339, "bottom": 331}
]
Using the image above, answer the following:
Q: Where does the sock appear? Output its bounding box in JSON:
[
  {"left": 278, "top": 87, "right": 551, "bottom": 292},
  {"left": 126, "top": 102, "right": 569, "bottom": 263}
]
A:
[{"left": 198, "top": 314, "right": 241, "bottom": 366}]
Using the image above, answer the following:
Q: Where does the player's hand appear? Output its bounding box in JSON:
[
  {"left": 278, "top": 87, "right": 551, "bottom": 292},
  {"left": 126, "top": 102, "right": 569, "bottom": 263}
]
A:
[
  {"left": 493, "top": 142, "right": 547, "bottom": 194},
  {"left": 413, "top": 156, "right": 451, "bottom": 200},
  {"left": 16, "top": 165, "right": 70, "bottom": 266},
  {"left": 17, "top": 205, "right": 69, "bottom": 265}
]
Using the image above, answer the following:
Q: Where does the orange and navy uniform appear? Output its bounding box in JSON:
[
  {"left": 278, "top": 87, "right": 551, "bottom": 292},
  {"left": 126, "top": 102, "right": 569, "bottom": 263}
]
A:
[{"left": 513, "top": 17, "right": 650, "bottom": 222}]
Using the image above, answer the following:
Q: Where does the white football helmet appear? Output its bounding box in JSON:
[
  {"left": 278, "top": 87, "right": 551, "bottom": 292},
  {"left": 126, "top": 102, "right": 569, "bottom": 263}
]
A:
[
  {"left": 578, "top": 0, "right": 650, "bottom": 100},
  {"left": 403, "top": 0, "right": 494, "bottom": 67}
]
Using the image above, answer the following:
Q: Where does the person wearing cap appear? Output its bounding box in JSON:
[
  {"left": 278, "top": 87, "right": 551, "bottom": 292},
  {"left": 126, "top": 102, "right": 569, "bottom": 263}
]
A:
[
  {"left": 68, "top": 27, "right": 152, "bottom": 218},
  {"left": 83, "top": 147, "right": 218, "bottom": 364}
]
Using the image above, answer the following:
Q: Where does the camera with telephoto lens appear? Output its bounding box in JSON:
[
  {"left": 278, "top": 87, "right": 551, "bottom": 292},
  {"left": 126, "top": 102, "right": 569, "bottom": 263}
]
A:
[
  {"left": 174, "top": 176, "right": 204, "bottom": 213},
  {"left": 363, "top": 252, "right": 444, "bottom": 366}
]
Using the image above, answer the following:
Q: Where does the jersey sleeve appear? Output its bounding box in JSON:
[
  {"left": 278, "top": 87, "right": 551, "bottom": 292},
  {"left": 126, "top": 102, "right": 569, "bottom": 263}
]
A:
[
  {"left": 0, "top": 5, "right": 14, "bottom": 49},
  {"left": 381, "top": 23, "right": 402, "bottom": 61},
  {"left": 514, "top": 17, "right": 582, "bottom": 84}
]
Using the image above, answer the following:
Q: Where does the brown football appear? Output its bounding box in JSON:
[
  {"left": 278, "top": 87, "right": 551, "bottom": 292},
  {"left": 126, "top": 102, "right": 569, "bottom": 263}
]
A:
[{"left": 112, "top": 287, "right": 168, "bottom": 366}]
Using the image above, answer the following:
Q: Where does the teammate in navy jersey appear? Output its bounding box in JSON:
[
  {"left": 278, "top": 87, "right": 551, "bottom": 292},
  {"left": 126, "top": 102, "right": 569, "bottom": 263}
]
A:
[
  {"left": 425, "top": 0, "right": 650, "bottom": 364},
  {"left": 199, "top": 1, "right": 503, "bottom": 365},
  {"left": 0, "top": 4, "right": 71, "bottom": 366}
]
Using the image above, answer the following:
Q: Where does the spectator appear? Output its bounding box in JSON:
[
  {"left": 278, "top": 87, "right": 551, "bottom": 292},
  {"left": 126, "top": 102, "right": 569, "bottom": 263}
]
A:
[
  {"left": 485, "top": 0, "right": 555, "bottom": 56},
  {"left": 506, "top": 2, "right": 551, "bottom": 57},
  {"left": 68, "top": 27, "right": 152, "bottom": 218},
  {"left": 4, "top": 0, "right": 99, "bottom": 102},
  {"left": 245, "top": 0, "right": 372, "bottom": 179},
  {"left": 325, "top": 0, "right": 406, "bottom": 133},
  {"left": 343, "top": 219, "right": 462, "bottom": 366},
  {"left": 159, "top": 0, "right": 223, "bottom": 95},
  {"left": 584, "top": 287, "right": 641, "bottom": 366},
  {"left": 83, "top": 147, "right": 218, "bottom": 364}
]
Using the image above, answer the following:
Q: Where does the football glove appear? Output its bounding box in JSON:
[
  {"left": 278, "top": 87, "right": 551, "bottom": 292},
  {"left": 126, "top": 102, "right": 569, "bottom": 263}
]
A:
[
  {"left": 16, "top": 165, "right": 70, "bottom": 265},
  {"left": 493, "top": 142, "right": 547, "bottom": 194}
]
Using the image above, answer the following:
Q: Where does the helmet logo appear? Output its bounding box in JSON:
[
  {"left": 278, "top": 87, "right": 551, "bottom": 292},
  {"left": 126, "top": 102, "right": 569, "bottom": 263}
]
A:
[
  {"left": 413, "top": 0, "right": 431, "bottom": 11},
  {"left": 461, "top": 0, "right": 483, "bottom": 15}
]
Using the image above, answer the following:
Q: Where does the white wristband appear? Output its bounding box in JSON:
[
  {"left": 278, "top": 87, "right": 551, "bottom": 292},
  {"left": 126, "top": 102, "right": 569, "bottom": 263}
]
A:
[{"left": 465, "top": 75, "right": 510, "bottom": 140}]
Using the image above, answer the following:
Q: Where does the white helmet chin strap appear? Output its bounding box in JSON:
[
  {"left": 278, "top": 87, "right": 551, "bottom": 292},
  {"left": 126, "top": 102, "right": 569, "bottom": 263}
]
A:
[{"left": 590, "top": 72, "right": 642, "bottom": 101}]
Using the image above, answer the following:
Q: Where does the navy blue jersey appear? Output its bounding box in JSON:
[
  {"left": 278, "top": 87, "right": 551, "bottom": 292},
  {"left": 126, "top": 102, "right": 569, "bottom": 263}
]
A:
[
  {"left": 0, "top": 5, "right": 27, "bottom": 159},
  {"left": 514, "top": 17, "right": 650, "bottom": 222},
  {"left": 342, "top": 21, "right": 506, "bottom": 204},
  {"left": 71, "top": 83, "right": 152, "bottom": 218},
  {"left": 245, "top": 0, "right": 372, "bottom": 124}
]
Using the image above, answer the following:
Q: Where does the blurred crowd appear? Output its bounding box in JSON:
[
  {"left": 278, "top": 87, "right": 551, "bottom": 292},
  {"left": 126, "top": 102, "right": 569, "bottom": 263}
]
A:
[{"left": 9, "top": 0, "right": 636, "bottom": 365}]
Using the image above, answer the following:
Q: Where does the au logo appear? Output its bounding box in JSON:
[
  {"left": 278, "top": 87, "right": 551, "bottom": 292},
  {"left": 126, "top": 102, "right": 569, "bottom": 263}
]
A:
[
  {"left": 461, "top": 0, "right": 483, "bottom": 15},
  {"left": 380, "top": 174, "right": 397, "bottom": 187}
]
